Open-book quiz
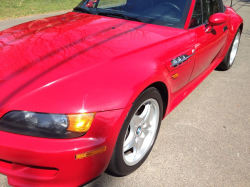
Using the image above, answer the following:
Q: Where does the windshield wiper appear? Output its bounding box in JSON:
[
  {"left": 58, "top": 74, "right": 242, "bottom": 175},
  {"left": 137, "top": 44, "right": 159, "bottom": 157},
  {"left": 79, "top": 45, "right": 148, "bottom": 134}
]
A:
[
  {"left": 73, "top": 7, "right": 92, "bottom": 14},
  {"left": 98, "top": 12, "right": 142, "bottom": 22}
]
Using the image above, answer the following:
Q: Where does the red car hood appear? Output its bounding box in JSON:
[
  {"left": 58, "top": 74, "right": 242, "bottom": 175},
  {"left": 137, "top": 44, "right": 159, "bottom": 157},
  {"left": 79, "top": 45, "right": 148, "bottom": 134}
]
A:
[{"left": 0, "top": 12, "right": 185, "bottom": 116}]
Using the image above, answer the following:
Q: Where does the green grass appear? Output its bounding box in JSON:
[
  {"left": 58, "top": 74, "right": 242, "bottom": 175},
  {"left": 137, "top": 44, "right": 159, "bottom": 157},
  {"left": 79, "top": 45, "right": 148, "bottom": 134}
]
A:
[
  {"left": 0, "top": 0, "right": 81, "bottom": 20},
  {"left": 99, "top": 0, "right": 125, "bottom": 7}
]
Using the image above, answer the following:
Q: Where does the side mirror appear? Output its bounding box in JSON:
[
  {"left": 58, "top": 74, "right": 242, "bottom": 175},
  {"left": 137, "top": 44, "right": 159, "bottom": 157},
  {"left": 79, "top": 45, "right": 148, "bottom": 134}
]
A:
[{"left": 205, "top": 13, "right": 228, "bottom": 33}]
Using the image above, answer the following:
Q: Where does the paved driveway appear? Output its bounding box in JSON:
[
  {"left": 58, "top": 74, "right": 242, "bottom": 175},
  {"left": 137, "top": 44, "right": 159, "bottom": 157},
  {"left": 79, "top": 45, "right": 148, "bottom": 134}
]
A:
[{"left": 0, "top": 0, "right": 250, "bottom": 186}]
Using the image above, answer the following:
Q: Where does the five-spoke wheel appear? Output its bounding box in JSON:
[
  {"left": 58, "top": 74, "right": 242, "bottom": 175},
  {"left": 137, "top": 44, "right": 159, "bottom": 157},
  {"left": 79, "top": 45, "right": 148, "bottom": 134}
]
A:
[
  {"left": 107, "top": 87, "right": 163, "bottom": 176},
  {"left": 123, "top": 99, "right": 160, "bottom": 166}
]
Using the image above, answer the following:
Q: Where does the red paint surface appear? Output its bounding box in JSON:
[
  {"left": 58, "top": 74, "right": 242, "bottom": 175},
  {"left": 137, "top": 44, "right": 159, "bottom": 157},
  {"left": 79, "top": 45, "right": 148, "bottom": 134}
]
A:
[
  {"left": 0, "top": 2, "right": 243, "bottom": 186},
  {"left": 209, "top": 13, "right": 228, "bottom": 26}
]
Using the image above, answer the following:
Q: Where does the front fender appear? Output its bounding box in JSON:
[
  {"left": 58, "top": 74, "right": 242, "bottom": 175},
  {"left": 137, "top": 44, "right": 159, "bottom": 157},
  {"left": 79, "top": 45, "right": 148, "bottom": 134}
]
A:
[{"left": 220, "top": 6, "right": 243, "bottom": 58}]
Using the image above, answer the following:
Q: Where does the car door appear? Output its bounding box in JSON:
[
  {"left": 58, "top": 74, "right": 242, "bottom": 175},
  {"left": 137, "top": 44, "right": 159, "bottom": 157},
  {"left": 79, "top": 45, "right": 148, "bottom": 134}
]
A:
[
  {"left": 188, "top": 0, "right": 229, "bottom": 81},
  {"left": 163, "top": 32, "right": 195, "bottom": 94}
]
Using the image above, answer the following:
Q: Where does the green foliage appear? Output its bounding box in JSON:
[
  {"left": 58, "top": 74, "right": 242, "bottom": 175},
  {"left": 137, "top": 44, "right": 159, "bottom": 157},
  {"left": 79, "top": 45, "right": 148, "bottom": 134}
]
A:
[{"left": 0, "top": 0, "right": 81, "bottom": 20}]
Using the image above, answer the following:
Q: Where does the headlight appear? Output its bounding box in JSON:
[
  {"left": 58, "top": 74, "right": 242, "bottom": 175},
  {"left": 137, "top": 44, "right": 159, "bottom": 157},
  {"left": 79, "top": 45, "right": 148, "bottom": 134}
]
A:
[{"left": 0, "top": 111, "right": 95, "bottom": 138}]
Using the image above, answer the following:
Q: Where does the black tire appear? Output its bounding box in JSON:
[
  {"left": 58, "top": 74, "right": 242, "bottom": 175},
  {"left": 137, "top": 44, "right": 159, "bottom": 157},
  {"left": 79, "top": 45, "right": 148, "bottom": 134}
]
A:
[
  {"left": 107, "top": 87, "right": 163, "bottom": 176},
  {"left": 216, "top": 29, "right": 241, "bottom": 71}
]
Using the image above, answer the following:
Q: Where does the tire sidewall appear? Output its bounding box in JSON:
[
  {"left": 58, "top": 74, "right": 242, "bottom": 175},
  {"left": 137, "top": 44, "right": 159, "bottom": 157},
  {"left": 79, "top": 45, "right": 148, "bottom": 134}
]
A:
[{"left": 220, "top": 29, "right": 241, "bottom": 70}]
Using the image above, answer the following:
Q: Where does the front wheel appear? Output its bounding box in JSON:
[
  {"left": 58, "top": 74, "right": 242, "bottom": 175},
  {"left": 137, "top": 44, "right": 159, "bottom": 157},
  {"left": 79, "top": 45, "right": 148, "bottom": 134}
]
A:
[
  {"left": 217, "top": 29, "right": 241, "bottom": 70},
  {"left": 107, "top": 87, "right": 163, "bottom": 176}
]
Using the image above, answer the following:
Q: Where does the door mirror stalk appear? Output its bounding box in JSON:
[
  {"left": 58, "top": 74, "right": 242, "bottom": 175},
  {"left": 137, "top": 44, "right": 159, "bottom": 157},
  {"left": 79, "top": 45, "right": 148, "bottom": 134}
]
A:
[{"left": 206, "top": 13, "right": 228, "bottom": 33}]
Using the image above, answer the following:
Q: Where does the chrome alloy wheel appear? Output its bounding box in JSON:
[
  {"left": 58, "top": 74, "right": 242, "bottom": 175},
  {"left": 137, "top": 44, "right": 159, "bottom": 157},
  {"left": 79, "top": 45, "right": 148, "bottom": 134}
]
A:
[
  {"left": 123, "top": 98, "right": 160, "bottom": 166},
  {"left": 230, "top": 32, "right": 240, "bottom": 65}
]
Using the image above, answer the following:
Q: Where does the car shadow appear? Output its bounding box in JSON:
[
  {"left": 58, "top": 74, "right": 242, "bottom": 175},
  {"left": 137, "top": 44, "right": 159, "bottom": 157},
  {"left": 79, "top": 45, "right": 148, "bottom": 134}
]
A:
[{"left": 81, "top": 172, "right": 124, "bottom": 187}]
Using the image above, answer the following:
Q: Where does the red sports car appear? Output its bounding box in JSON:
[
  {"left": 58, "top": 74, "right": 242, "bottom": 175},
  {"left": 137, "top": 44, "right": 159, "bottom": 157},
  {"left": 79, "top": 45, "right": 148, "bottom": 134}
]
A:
[{"left": 0, "top": 0, "right": 243, "bottom": 186}]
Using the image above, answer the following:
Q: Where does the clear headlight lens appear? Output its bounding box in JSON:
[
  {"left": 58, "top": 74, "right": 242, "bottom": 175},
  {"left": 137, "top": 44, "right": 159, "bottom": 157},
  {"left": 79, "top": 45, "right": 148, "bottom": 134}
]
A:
[{"left": 0, "top": 111, "right": 95, "bottom": 138}]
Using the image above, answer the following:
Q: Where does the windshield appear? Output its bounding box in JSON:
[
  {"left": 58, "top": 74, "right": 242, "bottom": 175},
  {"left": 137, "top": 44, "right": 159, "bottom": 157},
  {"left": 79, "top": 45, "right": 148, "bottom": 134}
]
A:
[{"left": 75, "top": 0, "right": 192, "bottom": 28}]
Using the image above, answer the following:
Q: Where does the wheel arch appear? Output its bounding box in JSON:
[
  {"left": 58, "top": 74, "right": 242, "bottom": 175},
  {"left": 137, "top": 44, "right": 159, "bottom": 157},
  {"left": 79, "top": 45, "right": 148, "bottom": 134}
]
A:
[
  {"left": 145, "top": 82, "right": 169, "bottom": 118},
  {"left": 239, "top": 23, "right": 243, "bottom": 33}
]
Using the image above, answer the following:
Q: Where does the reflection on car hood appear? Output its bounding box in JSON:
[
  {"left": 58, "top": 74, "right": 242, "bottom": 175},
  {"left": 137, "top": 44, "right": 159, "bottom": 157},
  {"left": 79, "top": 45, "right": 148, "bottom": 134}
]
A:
[{"left": 0, "top": 12, "right": 185, "bottom": 115}]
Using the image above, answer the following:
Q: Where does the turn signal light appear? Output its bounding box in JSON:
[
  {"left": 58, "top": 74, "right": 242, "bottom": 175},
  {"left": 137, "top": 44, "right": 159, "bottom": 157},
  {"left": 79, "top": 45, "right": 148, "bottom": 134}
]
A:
[
  {"left": 172, "top": 73, "right": 179, "bottom": 80},
  {"left": 67, "top": 113, "right": 95, "bottom": 133},
  {"left": 75, "top": 146, "right": 107, "bottom": 159}
]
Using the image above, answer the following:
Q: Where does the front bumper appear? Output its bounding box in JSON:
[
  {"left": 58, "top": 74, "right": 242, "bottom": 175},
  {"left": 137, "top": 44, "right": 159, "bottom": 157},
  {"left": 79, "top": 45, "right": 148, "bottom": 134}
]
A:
[{"left": 0, "top": 107, "right": 130, "bottom": 187}]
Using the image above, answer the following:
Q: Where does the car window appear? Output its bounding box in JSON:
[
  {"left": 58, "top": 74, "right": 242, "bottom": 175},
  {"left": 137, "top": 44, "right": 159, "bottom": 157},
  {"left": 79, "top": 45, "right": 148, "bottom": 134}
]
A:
[
  {"left": 77, "top": 0, "right": 192, "bottom": 28},
  {"left": 189, "top": 0, "right": 202, "bottom": 28},
  {"left": 189, "top": 0, "right": 221, "bottom": 28},
  {"left": 203, "top": 0, "right": 220, "bottom": 22}
]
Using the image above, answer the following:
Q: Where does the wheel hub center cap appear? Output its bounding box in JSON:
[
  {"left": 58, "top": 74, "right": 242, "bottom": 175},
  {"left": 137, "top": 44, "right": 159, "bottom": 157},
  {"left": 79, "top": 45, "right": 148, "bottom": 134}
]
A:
[{"left": 136, "top": 126, "right": 142, "bottom": 135}]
